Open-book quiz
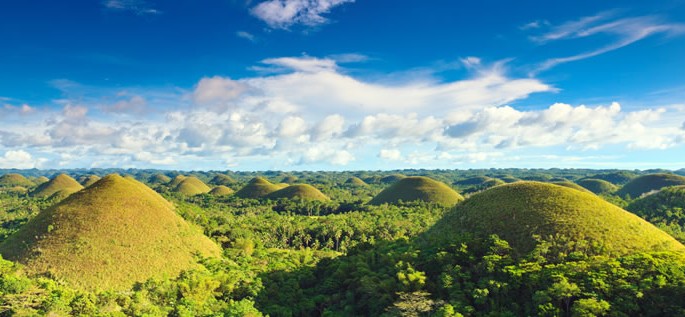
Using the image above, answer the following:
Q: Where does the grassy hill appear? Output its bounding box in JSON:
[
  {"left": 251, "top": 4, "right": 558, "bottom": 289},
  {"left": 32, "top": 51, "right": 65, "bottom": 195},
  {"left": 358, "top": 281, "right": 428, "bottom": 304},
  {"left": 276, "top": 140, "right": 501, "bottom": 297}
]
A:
[
  {"left": 423, "top": 181, "right": 685, "bottom": 257},
  {"left": 0, "top": 174, "right": 220, "bottom": 291},
  {"left": 454, "top": 176, "right": 492, "bottom": 186},
  {"left": 280, "top": 175, "right": 298, "bottom": 184},
  {"left": 173, "top": 176, "right": 211, "bottom": 195},
  {"left": 617, "top": 173, "right": 685, "bottom": 198},
  {"left": 0, "top": 174, "right": 34, "bottom": 187},
  {"left": 168, "top": 175, "right": 187, "bottom": 187},
  {"left": 589, "top": 171, "right": 637, "bottom": 185},
  {"left": 345, "top": 177, "right": 368, "bottom": 186},
  {"left": 550, "top": 181, "right": 594, "bottom": 194},
  {"left": 266, "top": 184, "right": 330, "bottom": 201},
  {"left": 369, "top": 176, "right": 464, "bottom": 206},
  {"left": 380, "top": 174, "right": 406, "bottom": 184},
  {"left": 234, "top": 177, "right": 283, "bottom": 199},
  {"left": 209, "top": 185, "right": 234, "bottom": 196},
  {"left": 627, "top": 185, "right": 685, "bottom": 240},
  {"left": 33, "top": 176, "right": 50, "bottom": 185},
  {"left": 209, "top": 174, "right": 236, "bottom": 186},
  {"left": 577, "top": 178, "right": 618, "bottom": 195},
  {"left": 30, "top": 174, "right": 84, "bottom": 198},
  {"left": 80, "top": 175, "right": 101, "bottom": 187},
  {"left": 148, "top": 173, "right": 172, "bottom": 185}
]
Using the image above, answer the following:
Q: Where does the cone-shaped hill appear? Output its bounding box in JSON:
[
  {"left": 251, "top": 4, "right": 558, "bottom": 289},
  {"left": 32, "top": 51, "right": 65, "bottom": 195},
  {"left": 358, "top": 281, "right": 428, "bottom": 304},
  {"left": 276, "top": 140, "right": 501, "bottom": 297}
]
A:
[
  {"left": 576, "top": 178, "right": 618, "bottom": 195},
  {"left": 0, "top": 173, "right": 33, "bottom": 187},
  {"left": 174, "top": 176, "right": 211, "bottom": 195},
  {"left": 168, "top": 175, "right": 187, "bottom": 187},
  {"left": 0, "top": 174, "right": 220, "bottom": 291},
  {"left": 369, "top": 176, "right": 464, "bottom": 206},
  {"left": 209, "top": 185, "right": 234, "bottom": 196},
  {"left": 454, "top": 176, "right": 492, "bottom": 186},
  {"left": 80, "top": 175, "right": 101, "bottom": 187},
  {"left": 617, "top": 173, "right": 685, "bottom": 198},
  {"left": 550, "top": 181, "right": 594, "bottom": 194},
  {"left": 345, "top": 176, "right": 368, "bottom": 186},
  {"left": 627, "top": 186, "right": 685, "bottom": 226},
  {"left": 234, "top": 177, "right": 282, "bottom": 198},
  {"left": 148, "top": 174, "right": 172, "bottom": 185},
  {"left": 209, "top": 174, "right": 236, "bottom": 186},
  {"left": 30, "top": 174, "right": 83, "bottom": 198},
  {"left": 280, "top": 175, "right": 298, "bottom": 184},
  {"left": 422, "top": 182, "right": 685, "bottom": 257},
  {"left": 266, "top": 184, "right": 330, "bottom": 201},
  {"left": 34, "top": 176, "right": 50, "bottom": 185}
]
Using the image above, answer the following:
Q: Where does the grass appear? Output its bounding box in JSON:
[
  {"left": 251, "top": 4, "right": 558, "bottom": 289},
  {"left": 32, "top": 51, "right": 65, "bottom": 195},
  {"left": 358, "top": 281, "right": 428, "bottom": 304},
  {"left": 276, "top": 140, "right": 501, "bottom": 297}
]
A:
[
  {"left": 380, "top": 174, "right": 406, "bottom": 184},
  {"left": 280, "top": 175, "right": 298, "bottom": 184},
  {"left": 369, "top": 176, "right": 464, "bottom": 206},
  {"left": 266, "top": 184, "right": 330, "bottom": 201},
  {"left": 174, "top": 176, "right": 211, "bottom": 195},
  {"left": 454, "top": 176, "right": 492, "bottom": 186},
  {"left": 209, "top": 174, "right": 236, "bottom": 186},
  {"left": 617, "top": 173, "right": 685, "bottom": 198},
  {"left": 30, "top": 174, "right": 83, "bottom": 198},
  {"left": 148, "top": 173, "right": 171, "bottom": 184},
  {"left": 0, "top": 174, "right": 34, "bottom": 188},
  {"left": 209, "top": 185, "right": 234, "bottom": 196},
  {"left": 168, "top": 175, "right": 187, "bottom": 187},
  {"left": 0, "top": 174, "right": 220, "bottom": 291},
  {"left": 234, "top": 177, "right": 283, "bottom": 198},
  {"left": 345, "top": 177, "right": 368, "bottom": 186},
  {"left": 550, "top": 181, "right": 594, "bottom": 194},
  {"left": 576, "top": 178, "right": 618, "bottom": 195},
  {"left": 80, "top": 175, "right": 101, "bottom": 187},
  {"left": 423, "top": 181, "right": 685, "bottom": 257}
]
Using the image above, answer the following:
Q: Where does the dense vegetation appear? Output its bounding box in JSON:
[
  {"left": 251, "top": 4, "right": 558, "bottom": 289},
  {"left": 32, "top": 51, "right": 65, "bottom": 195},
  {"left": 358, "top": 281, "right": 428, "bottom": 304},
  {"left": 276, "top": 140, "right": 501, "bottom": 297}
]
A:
[{"left": 0, "top": 168, "right": 685, "bottom": 315}]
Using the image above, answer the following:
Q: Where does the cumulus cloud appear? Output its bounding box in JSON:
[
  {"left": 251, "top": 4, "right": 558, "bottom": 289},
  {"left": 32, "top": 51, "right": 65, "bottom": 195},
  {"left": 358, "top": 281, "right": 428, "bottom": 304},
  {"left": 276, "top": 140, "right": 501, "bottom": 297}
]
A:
[
  {"left": 251, "top": 0, "right": 354, "bottom": 29},
  {"left": 103, "top": 95, "right": 147, "bottom": 113},
  {"left": 0, "top": 150, "right": 47, "bottom": 169},
  {"left": 379, "top": 149, "right": 402, "bottom": 161}
]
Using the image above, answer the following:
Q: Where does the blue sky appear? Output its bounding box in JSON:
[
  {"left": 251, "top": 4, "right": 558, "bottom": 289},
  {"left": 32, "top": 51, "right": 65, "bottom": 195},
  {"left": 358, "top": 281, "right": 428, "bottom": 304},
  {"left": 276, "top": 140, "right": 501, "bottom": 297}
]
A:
[{"left": 1, "top": 0, "right": 685, "bottom": 171}]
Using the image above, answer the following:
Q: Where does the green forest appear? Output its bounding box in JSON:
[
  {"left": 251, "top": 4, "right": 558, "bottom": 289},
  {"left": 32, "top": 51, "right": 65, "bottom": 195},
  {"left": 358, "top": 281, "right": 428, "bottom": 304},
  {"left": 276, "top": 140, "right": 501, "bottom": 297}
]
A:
[{"left": 2, "top": 168, "right": 685, "bottom": 316}]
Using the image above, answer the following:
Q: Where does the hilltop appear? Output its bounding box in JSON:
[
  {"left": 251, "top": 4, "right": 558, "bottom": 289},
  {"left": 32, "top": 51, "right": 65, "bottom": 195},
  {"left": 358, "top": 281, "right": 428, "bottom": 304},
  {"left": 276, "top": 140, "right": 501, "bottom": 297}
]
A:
[
  {"left": 209, "top": 174, "right": 236, "bottom": 186},
  {"left": 617, "top": 173, "right": 685, "bottom": 198},
  {"left": 174, "top": 176, "right": 211, "bottom": 195},
  {"left": 0, "top": 174, "right": 34, "bottom": 188},
  {"left": 266, "top": 184, "right": 330, "bottom": 201},
  {"left": 550, "top": 181, "right": 594, "bottom": 194},
  {"left": 345, "top": 176, "right": 368, "bottom": 186},
  {"left": 576, "top": 178, "right": 618, "bottom": 195},
  {"left": 80, "top": 175, "right": 101, "bottom": 187},
  {"left": 369, "top": 176, "right": 464, "bottom": 206},
  {"left": 423, "top": 182, "right": 685, "bottom": 257},
  {"left": 30, "top": 174, "right": 83, "bottom": 198},
  {"left": 209, "top": 185, "right": 234, "bottom": 196},
  {"left": 234, "top": 177, "right": 283, "bottom": 199},
  {"left": 0, "top": 174, "right": 220, "bottom": 290},
  {"left": 148, "top": 174, "right": 172, "bottom": 185}
]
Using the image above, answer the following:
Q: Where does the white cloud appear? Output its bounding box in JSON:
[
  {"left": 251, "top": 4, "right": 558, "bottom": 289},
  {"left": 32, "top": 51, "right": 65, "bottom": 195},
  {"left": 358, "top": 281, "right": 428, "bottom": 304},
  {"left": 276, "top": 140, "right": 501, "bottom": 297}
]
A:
[
  {"left": 379, "top": 149, "right": 401, "bottom": 161},
  {"left": 236, "top": 31, "right": 257, "bottom": 42},
  {"left": 102, "top": 0, "right": 159, "bottom": 15},
  {"left": 193, "top": 76, "right": 247, "bottom": 109},
  {"left": 0, "top": 150, "right": 47, "bottom": 169},
  {"left": 251, "top": 0, "right": 354, "bottom": 29},
  {"left": 299, "top": 147, "right": 354, "bottom": 166},
  {"left": 529, "top": 13, "right": 685, "bottom": 73},
  {"left": 278, "top": 115, "right": 308, "bottom": 138},
  {"left": 103, "top": 95, "right": 147, "bottom": 113}
]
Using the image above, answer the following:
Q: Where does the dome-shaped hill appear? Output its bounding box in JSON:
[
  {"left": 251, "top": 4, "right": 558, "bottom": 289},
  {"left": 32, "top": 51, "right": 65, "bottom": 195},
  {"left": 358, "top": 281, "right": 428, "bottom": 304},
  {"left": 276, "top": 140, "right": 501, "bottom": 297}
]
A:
[
  {"left": 0, "top": 174, "right": 220, "bottom": 291},
  {"left": 576, "top": 178, "right": 618, "bottom": 195},
  {"left": 0, "top": 186, "right": 28, "bottom": 195},
  {"left": 33, "top": 176, "right": 50, "bottom": 185},
  {"left": 174, "top": 176, "right": 211, "bottom": 195},
  {"left": 266, "top": 184, "right": 330, "bottom": 201},
  {"left": 380, "top": 174, "right": 406, "bottom": 184},
  {"left": 280, "top": 175, "right": 298, "bottom": 184},
  {"left": 168, "top": 175, "right": 187, "bottom": 187},
  {"left": 0, "top": 174, "right": 33, "bottom": 187},
  {"left": 80, "top": 175, "right": 101, "bottom": 187},
  {"left": 209, "top": 174, "right": 236, "bottom": 186},
  {"left": 345, "top": 176, "right": 368, "bottom": 186},
  {"left": 49, "top": 188, "right": 82, "bottom": 201},
  {"left": 589, "top": 171, "right": 637, "bottom": 185},
  {"left": 550, "top": 181, "right": 594, "bottom": 194},
  {"left": 148, "top": 173, "right": 172, "bottom": 185},
  {"left": 369, "top": 176, "right": 464, "bottom": 206},
  {"left": 422, "top": 182, "right": 685, "bottom": 257},
  {"left": 234, "top": 177, "right": 282, "bottom": 198},
  {"left": 627, "top": 186, "right": 685, "bottom": 227},
  {"left": 498, "top": 176, "right": 520, "bottom": 183},
  {"left": 209, "top": 185, "right": 234, "bottom": 196},
  {"left": 30, "top": 174, "right": 83, "bottom": 198},
  {"left": 617, "top": 173, "right": 685, "bottom": 199}
]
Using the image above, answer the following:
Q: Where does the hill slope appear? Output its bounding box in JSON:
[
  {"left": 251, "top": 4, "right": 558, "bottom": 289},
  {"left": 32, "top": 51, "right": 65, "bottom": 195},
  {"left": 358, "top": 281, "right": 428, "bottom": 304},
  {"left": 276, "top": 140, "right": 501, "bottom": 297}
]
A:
[
  {"left": 80, "top": 175, "right": 101, "bottom": 187},
  {"left": 266, "top": 184, "right": 330, "bottom": 201},
  {"left": 0, "top": 174, "right": 33, "bottom": 187},
  {"left": 209, "top": 174, "right": 236, "bottom": 186},
  {"left": 369, "top": 176, "right": 464, "bottom": 206},
  {"left": 627, "top": 186, "right": 685, "bottom": 228},
  {"left": 0, "top": 174, "right": 220, "bottom": 290},
  {"left": 234, "top": 177, "right": 282, "bottom": 198},
  {"left": 30, "top": 174, "right": 83, "bottom": 198},
  {"left": 423, "top": 182, "right": 685, "bottom": 257},
  {"left": 345, "top": 177, "right": 368, "bottom": 186},
  {"left": 617, "top": 173, "right": 685, "bottom": 198},
  {"left": 209, "top": 185, "right": 234, "bottom": 196},
  {"left": 576, "top": 178, "right": 618, "bottom": 195},
  {"left": 174, "top": 177, "right": 211, "bottom": 195}
]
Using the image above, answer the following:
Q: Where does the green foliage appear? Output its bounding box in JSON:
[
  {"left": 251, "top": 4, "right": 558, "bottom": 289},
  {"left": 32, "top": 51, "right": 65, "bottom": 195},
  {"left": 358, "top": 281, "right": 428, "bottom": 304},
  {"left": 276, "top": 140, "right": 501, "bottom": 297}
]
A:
[
  {"left": 576, "top": 179, "right": 618, "bottom": 195},
  {"left": 618, "top": 173, "right": 685, "bottom": 199},
  {"left": 369, "top": 176, "right": 464, "bottom": 207}
]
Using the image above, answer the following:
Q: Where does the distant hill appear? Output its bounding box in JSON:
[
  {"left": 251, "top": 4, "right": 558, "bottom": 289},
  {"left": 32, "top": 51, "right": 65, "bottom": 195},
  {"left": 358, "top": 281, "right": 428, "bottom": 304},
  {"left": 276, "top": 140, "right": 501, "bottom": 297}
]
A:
[
  {"left": 209, "top": 174, "right": 236, "bottom": 186},
  {"left": 209, "top": 185, "right": 234, "bottom": 196},
  {"left": 0, "top": 174, "right": 34, "bottom": 188},
  {"left": 0, "top": 174, "right": 220, "bottom": 291},
  {"left": 453, "top": 176, "right": 492, "bottom": 186},
  {"left": 30, "top": 174, "right": 83, "bottom": 198},
  {"left": 173, "top": 176, "right": 211, "bottom": 195},
  {"left": 589, "top": 171, "right": 638, "bottom": 185},
  {"left": 168, "top": 175, "right": 187, "bottom": 187},
  {"left": 266, "top": 184, "right": 330, "bottom": 201},
  {"left": 576, "top": 178, "right": 618, "bottom": 195},
  {"left": 627, "top": 185, "right": 685, "bottom": 229},
  {"left": 80, "top": 175, "right": 101, "bottom": 187},
  {"left": 345, "top": 177, "right": 368, "bottom": 186},
  {"left": 550, "top": 181, "right": 594, "bottom": 194},
  {"left": 379, "top": 174, "right": 406, "bottom": 184},
  {"left": 422, "top": 182, "right": 685, "bottom": 257},
  {"left": 369, "top": 176, "right": 464, "bottom": 206},
  {"left": 148, "top": 174, "right": 171, "bottom": 185},
  {"left": 617, "top": 173, "right": 685, "bottom": 198},
  {"left": 234, "top": 177, "right": 283, "bottom": 199}
]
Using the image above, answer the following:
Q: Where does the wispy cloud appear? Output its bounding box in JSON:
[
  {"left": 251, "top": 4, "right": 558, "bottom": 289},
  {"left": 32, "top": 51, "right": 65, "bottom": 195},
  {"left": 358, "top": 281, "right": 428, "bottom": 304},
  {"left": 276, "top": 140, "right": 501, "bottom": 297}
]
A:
[
  {"left": 528, "top": 13, "right": 685, "bottom": 73},
  {"left": 103, "top": 0, "right": 160, "bottom": 15},
  {"left": 236, "top": 31, "right": 257, "bottom": 42},
  {"left": 250, "top": 0, "right": 354, "bottom": 29}
]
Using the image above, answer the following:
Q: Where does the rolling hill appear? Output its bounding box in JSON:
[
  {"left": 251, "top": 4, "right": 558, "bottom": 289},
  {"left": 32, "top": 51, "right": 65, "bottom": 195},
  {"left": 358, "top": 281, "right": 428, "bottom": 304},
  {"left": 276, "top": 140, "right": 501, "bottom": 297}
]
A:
[
  {"left": 266, "top": 184, "right": 330, "bottom": 201},
  {"left": 0, "top": 173, "right": 33, "bottom": 188},
  {"left": 209, "top": 174, "right": 236, "bottom": 186},
  {"left": 369, "top": 176, "right": 464, "bottom": 206},
  {"left": 617, "top": 173, "right": 685, "bottom": 198},
  {"left": 209, "top": 185, "right": 234, "bottom": 196},
  {"left": 30, "top": 174, "right": 84, "bottom": 198},
  {"left": 576, "top": 178, "right": 618, "bottom": 195},
  {"left": 173, "top": 176, "right": 211, "bottom": 195},
  {"left": 234, "top": 177, "right": 283, "bottom": 198}
]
